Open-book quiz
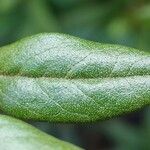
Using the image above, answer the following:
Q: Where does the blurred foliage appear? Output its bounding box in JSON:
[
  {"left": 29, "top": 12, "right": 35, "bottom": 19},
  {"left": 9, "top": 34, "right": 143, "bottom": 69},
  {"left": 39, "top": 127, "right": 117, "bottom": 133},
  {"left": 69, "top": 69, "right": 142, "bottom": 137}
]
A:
[
  {"left": 0, "top": 0, "right": 150, "bottom": 149},
  {"left": 95, "top": 108, "right": 150, "bottom": 150},
  {"left": 0, "top": 0, "right": 150, "bottom": 51}
]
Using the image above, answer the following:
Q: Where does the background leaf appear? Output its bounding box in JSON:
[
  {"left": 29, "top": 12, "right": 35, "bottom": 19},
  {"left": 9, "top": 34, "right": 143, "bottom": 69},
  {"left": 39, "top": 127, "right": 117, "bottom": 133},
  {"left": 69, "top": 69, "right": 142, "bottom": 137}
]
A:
[
  {"left": 0, "top": 33, "right": 150, "bottom": 122},
  {"left": 0, "top": 114, "right": 82, "bottom": 150}
]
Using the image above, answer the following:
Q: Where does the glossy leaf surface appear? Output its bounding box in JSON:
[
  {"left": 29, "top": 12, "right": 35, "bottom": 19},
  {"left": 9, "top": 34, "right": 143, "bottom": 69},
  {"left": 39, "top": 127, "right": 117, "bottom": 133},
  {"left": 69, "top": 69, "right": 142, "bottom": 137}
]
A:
[
  {"left": 0, "top": 115, "right": 82, "bottom": 150},
  {"left": 0, "top": 33, "right": 150, "bottom": 122}
]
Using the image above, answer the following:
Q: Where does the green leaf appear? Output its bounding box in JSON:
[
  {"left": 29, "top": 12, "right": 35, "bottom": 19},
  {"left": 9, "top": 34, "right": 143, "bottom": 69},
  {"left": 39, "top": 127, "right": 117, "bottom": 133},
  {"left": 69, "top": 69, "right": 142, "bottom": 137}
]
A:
[
  {"left": 0, "top": 33, "right": 150, "bottom": 122},
  {"left": 0, "top": 114, "right": 82, "bottom": 150}
]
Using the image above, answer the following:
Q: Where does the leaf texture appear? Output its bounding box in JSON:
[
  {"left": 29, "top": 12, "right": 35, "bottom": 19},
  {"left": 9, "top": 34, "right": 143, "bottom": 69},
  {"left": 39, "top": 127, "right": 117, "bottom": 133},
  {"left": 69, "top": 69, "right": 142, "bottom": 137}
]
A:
[
  {"left": 0, "top": 115, "right": 82, "bottom": 150},
  {"left": 0, "top": 33, "right": 150, "bottom": 122}
]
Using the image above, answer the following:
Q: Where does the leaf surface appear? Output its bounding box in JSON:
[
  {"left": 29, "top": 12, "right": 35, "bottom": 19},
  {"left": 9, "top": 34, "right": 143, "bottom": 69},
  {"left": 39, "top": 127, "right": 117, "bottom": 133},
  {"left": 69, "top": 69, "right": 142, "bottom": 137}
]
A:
[
  {"left": 0, "top": 33, "right": 150, "bottom": 122},
  {"left": 0, "top": 114, "right": 82, "bottom": 150}
]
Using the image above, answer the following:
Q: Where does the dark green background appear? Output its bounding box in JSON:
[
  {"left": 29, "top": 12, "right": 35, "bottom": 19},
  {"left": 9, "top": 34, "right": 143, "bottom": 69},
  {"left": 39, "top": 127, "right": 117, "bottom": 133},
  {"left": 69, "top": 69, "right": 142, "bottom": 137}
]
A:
[{"left": 0, "top": 0, "right": 150, "bottom": 149}]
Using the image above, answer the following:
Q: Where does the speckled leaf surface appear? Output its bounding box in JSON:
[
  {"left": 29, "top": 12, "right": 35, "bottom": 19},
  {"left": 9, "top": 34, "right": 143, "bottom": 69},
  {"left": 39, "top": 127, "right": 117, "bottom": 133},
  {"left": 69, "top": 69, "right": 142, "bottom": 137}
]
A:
[
  {"left": 0, "top": 114, "right": 82, "bottom": 150},
  {"left": 0, "top": 33, "right": 150, "bottom": 122}
]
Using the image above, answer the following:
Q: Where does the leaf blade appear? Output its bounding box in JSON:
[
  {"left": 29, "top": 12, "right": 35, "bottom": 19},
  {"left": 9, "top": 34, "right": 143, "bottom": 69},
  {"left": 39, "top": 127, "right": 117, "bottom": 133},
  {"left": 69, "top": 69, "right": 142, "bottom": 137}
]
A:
[
  {"left": 0, "top": 33, "right": 150, "bottom": 122},
  {"left": 0, "top": 114, "right": 82, "bottom": 150},
  {"left": 0, "top": 75, "right": 150, "bottom": 122}
]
